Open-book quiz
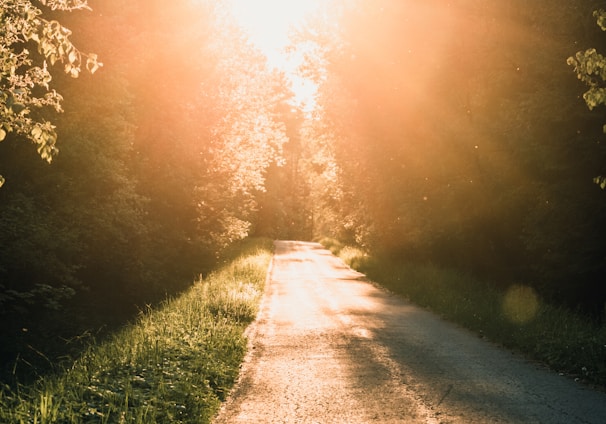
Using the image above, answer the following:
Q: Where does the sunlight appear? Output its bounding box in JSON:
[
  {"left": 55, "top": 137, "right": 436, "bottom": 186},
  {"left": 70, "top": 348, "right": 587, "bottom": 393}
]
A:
[
  {"left": 227, "top": 0, "right": 322, "bottom": 110},
  {"left": 228, "top": 0, "right": 321, "bottom": 63}
]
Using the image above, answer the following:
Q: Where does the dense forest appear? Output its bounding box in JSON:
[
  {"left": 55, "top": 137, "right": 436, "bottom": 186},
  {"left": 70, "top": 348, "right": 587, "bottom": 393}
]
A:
[
  {"left": 296, "top": 0, "right": 606, "bottom": 312},
  {"left": 2, "top": 0, "right": 606, "bottom": 387}
]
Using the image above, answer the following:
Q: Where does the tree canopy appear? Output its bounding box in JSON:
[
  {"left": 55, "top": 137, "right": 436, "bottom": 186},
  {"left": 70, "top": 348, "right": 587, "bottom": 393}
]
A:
[
  {"left": 291, "top": 0, "right": 606, "bottom": 315},
  {"left": 0, "top": 0, "right": 102, "bottom": 186},
  {"left": 0, "top": 0, "right": 292, "bottom": 383}
]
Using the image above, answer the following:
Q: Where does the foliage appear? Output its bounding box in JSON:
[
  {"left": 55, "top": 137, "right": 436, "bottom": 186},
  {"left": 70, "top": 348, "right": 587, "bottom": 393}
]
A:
[
  {"left": 0, "top": 0, "right": 102, "bottom": 186},
  {"left": 4, "top": 0, "right": 606, "bottom": 412},
  {"left": 317, "top": 237, "right": 344, "bottom": 256},
  {"left": 568, "top": 9, "right": 606, "bottom": 189},
  {"left": 124, "top": 0, "right": 288, "bottom": 253},
  {"left": 304, "top": 0, "right": 606, "bottom": 315},
  {"left": 0, "top": 0, "right": 293, "bottom": 386},
  {"left": 0, "top": 238, "right": 272, "bottom": 424},
  {"left": 0, "top": 49, "right": 146, "bottom": 384},
  {"left": 254, "top": 104, "right": 319, "bottom": 240}
]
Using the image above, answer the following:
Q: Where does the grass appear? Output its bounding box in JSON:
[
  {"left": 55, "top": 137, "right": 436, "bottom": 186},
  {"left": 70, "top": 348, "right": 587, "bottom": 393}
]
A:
[
  {"left": 319, "top": 237, "right": 606, "bottom": 389},
  {"left": 0, "top": 237, "right": 273, "bottom": 424}
]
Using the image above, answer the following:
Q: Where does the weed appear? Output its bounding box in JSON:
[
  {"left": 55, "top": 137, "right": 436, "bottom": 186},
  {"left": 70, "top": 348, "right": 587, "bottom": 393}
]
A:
[{"left": 0, "top": 238, "right": 273, "bottom": 424}]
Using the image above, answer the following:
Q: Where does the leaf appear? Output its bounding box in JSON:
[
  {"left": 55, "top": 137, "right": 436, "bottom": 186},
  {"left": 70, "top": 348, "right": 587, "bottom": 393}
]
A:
[
  {"left": 593, "top": 176, "right": 606, "bottom": 190},
  {"left": 68, "top": 49, "right": 78, "bottom": 64},
  {"left": 86, "top": 56, "right": 102, "bottom": 74},
  {"left": 594, "top": 9, "right": 606, "bottom": 31},
  {"left": 31, "top": 126, "right": 43, "bottom": 140}
]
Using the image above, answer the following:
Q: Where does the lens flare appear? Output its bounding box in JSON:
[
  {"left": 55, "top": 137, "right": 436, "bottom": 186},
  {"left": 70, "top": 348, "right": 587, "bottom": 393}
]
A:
[{"left": 503, "top": 285, "right": 539, "bottom": 324}]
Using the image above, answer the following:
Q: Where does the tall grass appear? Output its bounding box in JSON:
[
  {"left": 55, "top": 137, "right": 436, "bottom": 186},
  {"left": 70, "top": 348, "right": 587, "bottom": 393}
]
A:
[
  {"left": 0, "top": 238, "right": 273, "bottom": 424},
  {"left": 321, "top": 238, "right": 606, "bottom": 388}
]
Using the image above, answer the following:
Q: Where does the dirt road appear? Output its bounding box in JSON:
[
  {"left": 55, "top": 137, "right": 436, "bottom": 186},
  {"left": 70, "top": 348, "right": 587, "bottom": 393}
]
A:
[{"left": 213, "top": 240, "right": 606, "bottom": 423}]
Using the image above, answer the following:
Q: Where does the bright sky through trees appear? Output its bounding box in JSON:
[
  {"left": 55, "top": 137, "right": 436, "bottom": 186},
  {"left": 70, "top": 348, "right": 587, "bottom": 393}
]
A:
[{"left": 227, "top": 0, "right": 322, "bottom": 110}]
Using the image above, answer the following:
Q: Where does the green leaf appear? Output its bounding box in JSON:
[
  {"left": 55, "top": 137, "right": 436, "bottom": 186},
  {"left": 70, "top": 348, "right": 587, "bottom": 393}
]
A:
[
  {"left": 31, "top": 126, "right": 43, "bottom": 140},
  {"left": 594, "top": 9, "right": 606, "bottom": 31},
  {"left": 593, "top": 176, "right": 606, "bottom": 190}
]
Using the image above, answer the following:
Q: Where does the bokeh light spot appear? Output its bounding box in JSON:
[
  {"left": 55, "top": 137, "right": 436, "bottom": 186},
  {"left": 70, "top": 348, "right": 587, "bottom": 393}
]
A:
[{"left": 503, "top": 285, "right": 539, "bottom": 324}]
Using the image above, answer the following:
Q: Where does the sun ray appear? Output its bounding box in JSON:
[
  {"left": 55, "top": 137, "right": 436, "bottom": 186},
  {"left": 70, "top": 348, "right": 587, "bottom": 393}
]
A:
[{"left": 227, "top": 0, "right": 323, "bottom": 110}]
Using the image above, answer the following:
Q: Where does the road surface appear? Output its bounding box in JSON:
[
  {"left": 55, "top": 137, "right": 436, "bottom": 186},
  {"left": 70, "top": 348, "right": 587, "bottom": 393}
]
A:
[{"left": 213, "top": 240, "right": 606, "bottom": 423}]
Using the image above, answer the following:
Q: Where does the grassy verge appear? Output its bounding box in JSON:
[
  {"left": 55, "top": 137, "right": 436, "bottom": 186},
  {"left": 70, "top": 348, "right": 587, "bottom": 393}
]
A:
[
  {"left": 0, "top": 238, "right": 273, "bottom": 424},
  {"left": 319, "top": 237, "right": 606, "bottom": 389}
]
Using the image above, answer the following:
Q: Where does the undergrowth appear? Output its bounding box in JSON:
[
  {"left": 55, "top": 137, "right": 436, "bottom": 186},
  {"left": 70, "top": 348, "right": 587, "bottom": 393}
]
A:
[
  {"left": 0, "top": 238, "right": 273, "bottom": 424},
  {"left": 320, "top": 238, "right": 606, "bottom": 389}
]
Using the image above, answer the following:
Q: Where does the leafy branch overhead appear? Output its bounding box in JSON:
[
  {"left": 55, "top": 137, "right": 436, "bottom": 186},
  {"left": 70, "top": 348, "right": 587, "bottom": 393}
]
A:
[
  {"left": 568, "top": 9, "right": 606, "bottom": 189},
  {"left": 0, "top": 0, "right": 102, "bottom": 186}
]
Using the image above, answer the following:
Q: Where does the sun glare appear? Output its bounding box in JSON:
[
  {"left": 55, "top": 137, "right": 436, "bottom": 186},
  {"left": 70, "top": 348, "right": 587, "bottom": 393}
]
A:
[
  {"left": 228, "top": 0, "right": 322, "bottom": 110},
  {"left": 228, "top": 0, "right": 320, "bottom": 61}
]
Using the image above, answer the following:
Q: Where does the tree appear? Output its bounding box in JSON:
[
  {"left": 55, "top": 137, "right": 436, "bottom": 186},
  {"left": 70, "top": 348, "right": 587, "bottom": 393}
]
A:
[
  {"left": 568, "top": 9, "right": 606, "bottom": 189},
  {"left": 0, "top": 0, "right": 101, "bottom": 186},
  {"left": 301, "top": 0, "right": 606, "bottom": 314},
  {"left": 124, "top": 0, "right": 289, "bottom": 257}
]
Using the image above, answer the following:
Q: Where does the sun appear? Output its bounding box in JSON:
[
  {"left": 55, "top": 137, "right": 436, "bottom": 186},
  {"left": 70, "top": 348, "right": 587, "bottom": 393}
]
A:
[
  {"left": 228, "top": 0, "right": 321, "bottom": 62},
  {"left": 227, "top": 0, "right": 322, "bottom": 110}
]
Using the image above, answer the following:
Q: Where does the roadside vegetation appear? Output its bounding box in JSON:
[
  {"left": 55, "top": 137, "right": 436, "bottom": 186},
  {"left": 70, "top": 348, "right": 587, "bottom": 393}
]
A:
[
  {"left": 0, "top": 238, "right": 272, "bottom": 424},
  {"left": 321, "top": 238, "right": 606, "bottom": 389},
  {"left": 3, "top": 0, "right": 606, "bottom": 418}
]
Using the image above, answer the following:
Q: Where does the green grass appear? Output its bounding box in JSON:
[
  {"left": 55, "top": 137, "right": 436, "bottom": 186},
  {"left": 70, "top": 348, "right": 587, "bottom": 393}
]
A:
[
  {"left": 318, "top": 237, "right": 344, "bottom": 256},
  {"left": 321, "top": 238, "right": 606, "bottom": 389},
  {"left": 0, "top": 238, "right": 273, "bottom": 424}
]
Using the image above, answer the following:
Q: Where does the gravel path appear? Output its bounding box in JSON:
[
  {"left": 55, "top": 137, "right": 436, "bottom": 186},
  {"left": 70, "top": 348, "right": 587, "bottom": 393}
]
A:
[{"left": 213, "top": 240, "right": 606, "bottom": 423}]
